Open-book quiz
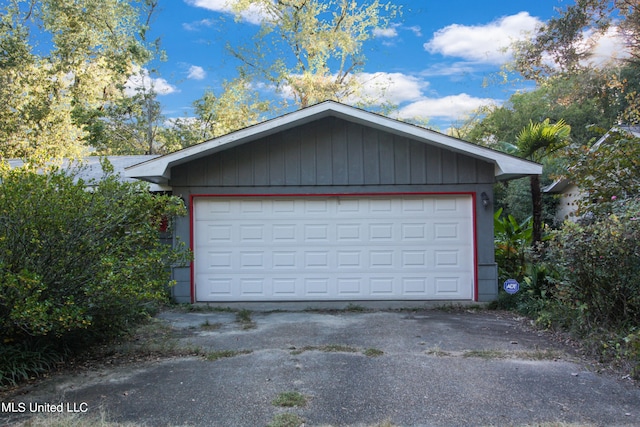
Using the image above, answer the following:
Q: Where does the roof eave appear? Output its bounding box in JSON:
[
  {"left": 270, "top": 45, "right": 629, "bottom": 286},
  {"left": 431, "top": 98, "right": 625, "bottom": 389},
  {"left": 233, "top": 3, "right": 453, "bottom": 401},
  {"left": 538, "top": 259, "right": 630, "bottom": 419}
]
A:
[{"left": 125, "top": 101, "right": 544, "bottom": 183}]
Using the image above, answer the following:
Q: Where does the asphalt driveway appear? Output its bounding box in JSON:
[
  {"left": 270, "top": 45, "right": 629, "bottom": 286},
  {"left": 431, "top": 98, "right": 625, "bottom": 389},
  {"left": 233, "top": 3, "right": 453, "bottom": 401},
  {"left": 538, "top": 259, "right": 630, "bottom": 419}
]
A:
[{"left": 2, "top": 307, "right": 639, "bottom": 427}]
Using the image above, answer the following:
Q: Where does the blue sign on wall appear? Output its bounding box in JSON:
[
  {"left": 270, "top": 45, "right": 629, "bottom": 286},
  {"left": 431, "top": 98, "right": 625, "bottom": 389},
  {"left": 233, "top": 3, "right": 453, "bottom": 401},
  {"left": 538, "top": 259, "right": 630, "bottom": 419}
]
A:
[{"left": 503, "top": 279, "right": 520, "bottom": 294}]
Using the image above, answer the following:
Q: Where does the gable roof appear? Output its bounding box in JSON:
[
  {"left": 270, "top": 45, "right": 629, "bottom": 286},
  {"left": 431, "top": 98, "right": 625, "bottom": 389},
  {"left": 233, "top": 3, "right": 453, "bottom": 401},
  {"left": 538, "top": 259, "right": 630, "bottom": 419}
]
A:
[
  {"left": 125, "top": 101, "right": 541, "bottom": 186},
  {"left": 590, "top": 124, "right": 640, "bottom": 151},
  {"left": 544, "top": 124, "right": 640, "bottom": 194}
]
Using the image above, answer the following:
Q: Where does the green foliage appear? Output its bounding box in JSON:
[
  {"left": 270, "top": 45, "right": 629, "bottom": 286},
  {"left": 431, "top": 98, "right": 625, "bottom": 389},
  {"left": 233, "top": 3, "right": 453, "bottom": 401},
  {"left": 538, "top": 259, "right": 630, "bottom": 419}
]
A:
[
  {"left": 272, "top": 391, "right": 308, "bottom": 407},
  {"left": 516, "top": 119, "right": 571, "bottom": 161},
  {"left": 0, "top": 0, "right": 156, "bottom": 161},
  {"left": 493, "top": 208, "right": 532, "bottom": 283},
  {"left": 567, "top": 128, "right": 640, "bottom": 217},
  {"left": 463, "top": 71, "right": 619, "bottom": 147},
  {"left": 546, "top": 200, "right": 640, "bottom": 329},
  {"left": 0, "top": 162, "right": 189, "bottom": 385},
  {"left": 510, "top": 1, "right": 640, "bottom": 80},
  {"left": 0, "top": 340, "right": 64, "bottom": 387},
  {"left": 514, "top": 118, "right": 571, "bottom": 244},
  {"left": 268, "top": 413, "right": 305, "bottom": 427},
  {"left": 191, "top": 78, "right": 272, "bottom": 141}
]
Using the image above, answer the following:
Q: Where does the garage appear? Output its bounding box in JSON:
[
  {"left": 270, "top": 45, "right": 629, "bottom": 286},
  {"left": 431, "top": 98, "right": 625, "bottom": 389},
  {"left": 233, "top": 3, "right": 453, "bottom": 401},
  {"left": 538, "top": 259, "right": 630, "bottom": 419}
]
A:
[
  {"left": 125, "top": 101, "right": 542, "bottom": 303},
  {"left": 193, "top": 195, "right": 474, "bottom": 301}
]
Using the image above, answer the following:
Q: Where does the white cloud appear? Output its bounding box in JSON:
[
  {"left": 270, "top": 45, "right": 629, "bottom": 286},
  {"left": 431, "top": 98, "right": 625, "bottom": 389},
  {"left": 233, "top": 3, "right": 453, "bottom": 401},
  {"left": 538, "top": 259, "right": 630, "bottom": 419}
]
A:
[
  {"left": 264, "top": 69, "right": 494, "bottom": 123},
  {"left": 398, "top": 94, "right": 498, "bottom": 120},
  {"left": 187, "top": 65, "right": 207, "bottom": 80},
  {"left": 374, "top": 26, "right": 398, "bottom": 38},
  {"left": 424, "top": 12, "right": 541, "bottom": 64},
  {"left": 419, "top": 62, "right": 477, "bottom": 78},
  {"left": 356, "top": 72, "right": 427, "bottom": 104},
  {"left": 182, "top": 18, "right": 214, "bottom": 31},
  {"left": 407, "top": 25, "right": 422, "bottom": 37},
  {"left": 583, "top": 26, "right": 631, "bottom": 66},
  {"left": 185, "top": 0, "right": 267, "bottom": 25},
  {"left": 125, "top": 68, "right": 177, "bottom": 96}
]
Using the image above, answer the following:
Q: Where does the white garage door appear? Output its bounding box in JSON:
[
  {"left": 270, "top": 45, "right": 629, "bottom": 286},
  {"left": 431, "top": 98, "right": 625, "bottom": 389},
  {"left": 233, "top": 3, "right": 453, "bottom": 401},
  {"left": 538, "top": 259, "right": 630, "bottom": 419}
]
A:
[{"left": 193, "top": 195, "right": 475, "bottom": 302}]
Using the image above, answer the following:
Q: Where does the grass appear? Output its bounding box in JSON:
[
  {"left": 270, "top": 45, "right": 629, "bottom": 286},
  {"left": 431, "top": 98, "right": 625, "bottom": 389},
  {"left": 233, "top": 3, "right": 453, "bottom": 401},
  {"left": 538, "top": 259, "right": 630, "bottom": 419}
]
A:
[
  {"left": 171, "top": 303, "right": 235, "bottom": 313},
  {"left": 200, "top": 319, "right": 222, "bottom": 330},
  {"left": 205, "top": 349, "right": 252, "bottom": 361},
  {"left": 425, "top": 346, "right": 451, "bottom": 357},
  {"left": 272, "top": 391, "right": 308, "bottom": 407},
  {"left": 235, "top": 309, "right": 257, "bottom": 329},
  {"left": 290, "top": 344, "right": 359, "bottom": 355},
  {"left": 344, "top": 303, "right": 370, "bottom": 312},
  {"left": 267, "top": 413, "right": 305, "bottom": 427},
  {"left": 363, "top": 348, "right": 384, "bottom": 357},
  {"left": 463, "top": 349, "right": 505, "bottom": 359},
  {"left": 289, "top": 344, "right": 384, "bottom": 357},
  {"left": 66, "top": 318, "right": 205, "bottom": 370}
]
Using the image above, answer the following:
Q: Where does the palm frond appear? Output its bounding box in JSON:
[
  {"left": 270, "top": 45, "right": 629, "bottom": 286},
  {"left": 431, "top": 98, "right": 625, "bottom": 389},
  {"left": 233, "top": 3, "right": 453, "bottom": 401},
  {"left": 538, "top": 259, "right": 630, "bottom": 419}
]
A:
[{"left": 516, "top": 118, "right": 571, "bottom": 161}]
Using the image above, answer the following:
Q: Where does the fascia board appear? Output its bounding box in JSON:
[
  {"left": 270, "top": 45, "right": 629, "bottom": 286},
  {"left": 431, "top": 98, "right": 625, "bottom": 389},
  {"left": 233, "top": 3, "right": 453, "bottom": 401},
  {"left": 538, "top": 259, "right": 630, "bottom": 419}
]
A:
[
  {"left": 328, "top": 104, "right": 542, "bottom": 179},
  {"left": 125, "top": 104, "right": 334, "bottom": 183}
]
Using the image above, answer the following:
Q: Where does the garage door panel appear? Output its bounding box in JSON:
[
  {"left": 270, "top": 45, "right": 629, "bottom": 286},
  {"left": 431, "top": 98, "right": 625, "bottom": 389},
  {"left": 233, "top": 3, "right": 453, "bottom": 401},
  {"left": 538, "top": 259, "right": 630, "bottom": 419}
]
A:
[
  {"left": 194, "top": 196, "right": 474, "bottom": 301},
  {"left": 273, "top": 278, "right": 296, "bottom": 295}
]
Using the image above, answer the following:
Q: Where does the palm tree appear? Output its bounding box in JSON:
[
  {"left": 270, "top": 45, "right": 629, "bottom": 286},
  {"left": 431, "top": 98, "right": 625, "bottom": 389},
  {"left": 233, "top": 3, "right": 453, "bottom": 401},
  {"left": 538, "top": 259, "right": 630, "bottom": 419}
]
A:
[{"left": 515, "top": 119, "right": 571, "bottom": 245}]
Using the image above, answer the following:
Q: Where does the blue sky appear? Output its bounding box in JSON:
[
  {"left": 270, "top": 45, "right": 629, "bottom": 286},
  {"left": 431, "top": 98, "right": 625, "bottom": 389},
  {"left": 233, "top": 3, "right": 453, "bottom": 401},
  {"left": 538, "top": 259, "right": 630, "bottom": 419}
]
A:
[{"left": 138, "top": 0, "right": 623, "bottom": 130}]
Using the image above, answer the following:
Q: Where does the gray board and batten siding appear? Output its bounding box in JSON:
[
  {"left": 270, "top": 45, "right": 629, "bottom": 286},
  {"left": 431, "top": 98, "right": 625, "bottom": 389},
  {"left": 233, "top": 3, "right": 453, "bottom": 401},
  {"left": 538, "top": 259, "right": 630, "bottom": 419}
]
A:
[
  {"left": 170, "top": 117, "right": 494, "bottom": 188},
  {"left": 168, "top": 116, "right": 497, "bottom": 303}
]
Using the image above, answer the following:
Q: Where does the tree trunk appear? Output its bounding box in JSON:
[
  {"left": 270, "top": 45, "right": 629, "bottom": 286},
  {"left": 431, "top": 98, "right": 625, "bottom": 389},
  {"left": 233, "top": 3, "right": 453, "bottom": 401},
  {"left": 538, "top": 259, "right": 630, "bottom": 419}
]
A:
[{"left": 530, "top": 174, "right": 542, "bottom": 245}]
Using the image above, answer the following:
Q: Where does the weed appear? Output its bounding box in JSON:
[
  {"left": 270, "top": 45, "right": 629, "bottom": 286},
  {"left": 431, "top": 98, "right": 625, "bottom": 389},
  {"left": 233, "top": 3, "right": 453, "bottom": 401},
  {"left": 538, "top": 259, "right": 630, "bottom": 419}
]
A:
[
  {"left": 345, "top": 303, "right": 369, "bottom": 312},
  {"left": 363, "top": 348, "right": 384, "bottom": 357},
  {"left": 200, "top": 320, "right": 222, "bottom": 330},
  {"left": 518, "top": 349, "right": 563, "bottom": 360},
  {"left": 291, "top": 344, "right": 358, "bottom": 355},
  {"left": 462, "top": 349, "right": 504, "bottom": 359},
  {"left": 235, "top": 309, "right": 256, "bottom": 329},
  {"left": 171, "top": 304, "right": 234, "bottom": 313},
  {"left": 370, "top": 421, "right": 398, "bottom": 427},
  {"left": 104, "top": 318, "right": 204, "bottom": 359},
  {"left": 272, "top": 391, "right": 308, "bottom": 407},
  {"left": 425, "top": 346, "right": 451, "bottom": 357},
  {"left": 236, "top": 309, "right": 252, "bottom": 322},
  {"left": 205, "top": 349, "right": 252, "bottom": 361},
  {"left": 322, "top": 344, "right": 358, "bottom": 353},
  {"left": 267, "top": 413, "right": 305, "bottom": 427}
]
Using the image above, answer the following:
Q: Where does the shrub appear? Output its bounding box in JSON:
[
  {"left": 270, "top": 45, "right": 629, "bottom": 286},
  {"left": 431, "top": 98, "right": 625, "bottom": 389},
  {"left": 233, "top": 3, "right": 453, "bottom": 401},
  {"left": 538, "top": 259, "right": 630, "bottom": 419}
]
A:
[
  {"left": 493, "top": 208, "right": 532, "bottom": 283},
  {"left": 546, "top": 199, "right": 640, "bottom": 330},
  {"left": 0, "top": 161, "right": 189, "bottom": 385}
]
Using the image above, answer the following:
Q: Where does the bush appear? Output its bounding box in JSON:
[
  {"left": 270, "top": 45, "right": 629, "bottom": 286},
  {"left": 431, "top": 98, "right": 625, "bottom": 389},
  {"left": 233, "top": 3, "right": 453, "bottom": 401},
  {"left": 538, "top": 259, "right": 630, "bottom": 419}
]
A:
[
  {"left": 537, "top": 199, "right": 640, "bottom": 378},
  {"left": 493, "top": 208, "right": 532, "bottom": 283},
  {"left": 0, "top": 161, "right": 189, "bottom": 385},
  {"left": 546, "top": 199, "right": 640, "bottom": 330}
]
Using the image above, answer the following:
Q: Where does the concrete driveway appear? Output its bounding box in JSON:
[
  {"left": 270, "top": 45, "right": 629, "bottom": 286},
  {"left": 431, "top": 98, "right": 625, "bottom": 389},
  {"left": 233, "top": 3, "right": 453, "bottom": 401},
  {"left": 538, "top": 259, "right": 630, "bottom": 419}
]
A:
[{"left": 2, "top": 307, "right": 639, "bottom": 426}]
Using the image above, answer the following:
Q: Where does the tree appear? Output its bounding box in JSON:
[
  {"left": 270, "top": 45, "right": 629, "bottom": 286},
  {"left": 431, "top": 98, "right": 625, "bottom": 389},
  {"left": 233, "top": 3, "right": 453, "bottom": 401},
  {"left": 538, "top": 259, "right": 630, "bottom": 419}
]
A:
[
  {"left": 512, "top": 0, "right": 640, "bottom": 81},
  {"left": 515, "top": 119, "right": 571, "bottom": 244},
  {"left": 567, "top": 128, "right": 640, "bottom": 217},
  {"left": 158, "top": 77, "right": 273, "bottom": 151},
  {"left": 0, "top": 0, "right": 156, "bottom": 162},
  {"left": 229, "top": 0, "right": 398, "bottom": 108},
  {"left": 87, "top": 72, "right": 166, "bottom": 155},
  {"left": 462, "top": 69, "right": 629, "bottom": 147},
  {"left": 192, "top": 77, "right": 272, "bottom": 140}
]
